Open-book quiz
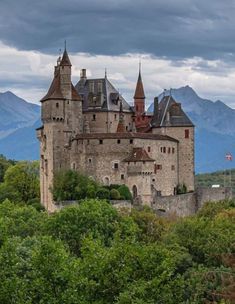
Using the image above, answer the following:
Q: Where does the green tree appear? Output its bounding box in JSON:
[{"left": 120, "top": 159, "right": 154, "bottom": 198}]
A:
[
  {"left": 45, "top": 199, "right": 119, "bottom": 255},
  {"left": 1, "top": 161, "right": 40, "bottom": 203}
]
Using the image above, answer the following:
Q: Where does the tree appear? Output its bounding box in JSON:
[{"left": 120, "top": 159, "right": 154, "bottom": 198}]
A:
[
  {"left": 2, "top": 161, "right": 40, "bottom": 203},
  {"left": 44, "top": 199, "right": 119, "bottom": 255},
  {"left": 52, "top": 170, "right": 99, "bottom": 201}
]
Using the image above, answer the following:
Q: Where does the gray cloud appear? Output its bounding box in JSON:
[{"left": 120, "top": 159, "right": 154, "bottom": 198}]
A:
[{"left": 1, "top": 0, "right": 235, "bottom": 60}]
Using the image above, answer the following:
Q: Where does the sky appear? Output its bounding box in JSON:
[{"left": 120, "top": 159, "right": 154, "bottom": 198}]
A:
[{"left": 1, "top": 0, "right": 235, "bottom": 108}]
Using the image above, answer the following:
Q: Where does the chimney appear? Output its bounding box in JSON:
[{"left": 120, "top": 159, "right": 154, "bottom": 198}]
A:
[
  {"left": 153, "top": 97, "right": 158, "bottom": 120},
  {"left": 80, "top": 69, "right": 87, "bottom": 80}
]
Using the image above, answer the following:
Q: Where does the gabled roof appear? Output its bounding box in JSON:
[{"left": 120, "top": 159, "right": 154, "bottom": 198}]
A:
[
  {"left": 75, "top": 77, "right": 133, "bottom": 113},
  {"left": 151, "top": 95, "right": 194, "bottom": 127},
  {"left": 134, "top": 71, "right": 145, "bottom": 99},
  {"left": 124, "top": 147, "right": 154, "bottom": 162}
]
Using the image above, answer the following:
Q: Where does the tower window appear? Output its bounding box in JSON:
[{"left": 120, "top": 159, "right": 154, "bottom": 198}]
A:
[
  {"left": 114, "top": 114, "right": 117, "bottom": 120},
  {"left": 88, "top": 158, "right": 92, "bottom": 164},
  {"left": 185, "top": 129, "right": 189, "bottom": 138},
  {"left": 56, "top": 103, "right": 59, "bottom": 108},
  {"left": 114, "top": 163, "right": 119, "bottom": 169},
  {"left": 130, "top": 139, "right": 133, "bottom": 144},
  {"left": 92, "top": 114, "right": 96, "bottom": 121},
  {"left": 172, "top": 147, "right": 175, "bottom": 154},
  {"left": 171, "top": 165, "right": 175, "bottom": 171},
  {"left": 117, "top": 139, "right": 121, "bottom": 144},
  {"left": 121, "top": 174, "right": 124, "bottom": 180},
  {"left": 163, "top": 147, "right": 166, "bottom": 153},
  {"left": 148, "top": 146, "right": 151, "bottom": 152},
  {"left": 168, "top": 147, "right": 171, "bottom": 154},
  {"left": 99, "top": 139, "right": 103, "bottom": 144}
]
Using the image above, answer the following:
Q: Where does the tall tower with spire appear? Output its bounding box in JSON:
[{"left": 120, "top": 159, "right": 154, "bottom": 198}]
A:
[
  {"left": 134, "top": 62, "right": 145, "bottom": 117},
  {"left": 37, "top": 47, "right": 83, "bottom": 212}
]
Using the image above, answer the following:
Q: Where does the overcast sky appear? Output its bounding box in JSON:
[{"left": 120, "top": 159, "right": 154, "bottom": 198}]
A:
[{"left": 1, "top": 0, "right": 235, "bottom": 108}]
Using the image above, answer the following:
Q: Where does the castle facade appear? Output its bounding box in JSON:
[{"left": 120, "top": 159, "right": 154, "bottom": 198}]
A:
[{"left": 37, "top": 49, "right": 194, "bottom": 212}]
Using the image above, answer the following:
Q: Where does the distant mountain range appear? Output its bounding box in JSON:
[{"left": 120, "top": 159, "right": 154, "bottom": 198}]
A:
[
  {"left": 148, "top": 86, "right": 235, "bottom": 173},
  {"left": 0, "top": 88, "right": 235, "bottom": 173},
  {"left": 0, "top": 92, "right": 40, "bottom": 160}
]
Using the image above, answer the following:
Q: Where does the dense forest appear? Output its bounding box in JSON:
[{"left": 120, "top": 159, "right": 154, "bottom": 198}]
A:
[{"left": 0, "top": 155, "right": 234, "bottom": 303}]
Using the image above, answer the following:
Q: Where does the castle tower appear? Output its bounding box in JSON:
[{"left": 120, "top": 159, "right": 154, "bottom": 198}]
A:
[
  {"left": 37, "top": 48, "right": 82, "bottom": 212},
  {"left": 134, "top": 63, "right": 145, "bottom": 116}
]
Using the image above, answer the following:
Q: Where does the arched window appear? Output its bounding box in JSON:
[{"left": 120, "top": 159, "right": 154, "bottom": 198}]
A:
[
  {"left": 103, "top": 176, "right": 110, "bottom": 186},
  {"left": 132, "top": 185, "right": 138, "bottom": 199}
]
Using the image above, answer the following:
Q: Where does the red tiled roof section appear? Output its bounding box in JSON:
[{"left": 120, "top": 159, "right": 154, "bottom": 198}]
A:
[
  {"left": 134, "top": 72, "right": 145, "bottom": 99},
  {"left": 40, "top": 70, "right": 64, "bottom": 102},
  {"left": 60, "top": 49, "right": 72, "bottom": 66},
  {"left": 124, "top": 147, "right": 154, "bottom": 162},
  {"left": 72, "top": 84, "right": 82, "bottom": 101},
  {"left": 116, "top": 121, "right": 126, "bottom": 133}
]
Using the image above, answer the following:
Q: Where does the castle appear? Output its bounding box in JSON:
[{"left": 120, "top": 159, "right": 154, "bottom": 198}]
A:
[{"left": 37, "top": 49, "right": 194, "bottom": 212}]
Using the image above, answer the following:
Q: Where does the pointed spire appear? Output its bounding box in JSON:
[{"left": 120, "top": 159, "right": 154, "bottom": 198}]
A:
[
  {"left": 134, "top": 62, "right": 145, "bottom": 99},
  {"left": 60, "top": 42, "right": 72, "bottom": 66}
]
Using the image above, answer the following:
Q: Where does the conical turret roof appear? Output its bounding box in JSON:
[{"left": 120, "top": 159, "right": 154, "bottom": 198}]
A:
[{"left": 134, "top": 70, "right": 145, "bottom": 99}]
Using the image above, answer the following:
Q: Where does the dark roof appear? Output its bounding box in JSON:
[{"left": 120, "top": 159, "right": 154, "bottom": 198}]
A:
[
  {"left": 40, "top": 53, "right": 81, "bottom": 102},
  {"left": 124, "top": 147, "right": 154, "bottom": 162},
  {"left": 73, "top": 132, "right": 178, "bottom": 142},
  {"left": 41, "top": 69, "right": 64, "bottom": 102},
  {"left": 60, "top": 49, "right": 72, "bottom": 66},
  {"left": 75, "top": 77, "right": 133, "bottom": 113},
  {"left": 134, "top": 71, "right": 145, "bottom": 99},
  {"left": 151, "top": 95, "right": 194, "bottom": 127}
]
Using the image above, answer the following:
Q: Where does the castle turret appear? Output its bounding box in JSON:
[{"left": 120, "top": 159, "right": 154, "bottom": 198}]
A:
[{"left": 134, "top": 63, "right": 145, "bottom": 116}]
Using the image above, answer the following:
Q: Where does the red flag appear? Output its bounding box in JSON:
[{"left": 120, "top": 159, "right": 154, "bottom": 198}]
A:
[{"left": 225, "top": 153, "right": 233, "bottom": 161}]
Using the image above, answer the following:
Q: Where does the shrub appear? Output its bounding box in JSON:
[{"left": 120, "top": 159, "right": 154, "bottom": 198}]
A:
[
  {"left": 96, "top": 187, "right": 110, "bottom": 200},
  {"left": 176, "top": 183, "right": 187, "bottom": 194},
  {"left": 110, "top": 189, "right": 121, "bottom": 200},
  {"left": 118, "top": 185, "right": 132, "bottom": 200}
]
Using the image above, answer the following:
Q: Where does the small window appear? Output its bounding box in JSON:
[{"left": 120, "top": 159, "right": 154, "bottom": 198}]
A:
[
  {"left": 152, "top": 178, "right": 155, "bottom": 182},
  {"left": 171, "top": 165, "right": 175, "bottom": 171},
  {"left": 156, "top": 191, "right": 162, "bottom": 196},
  {"left": 114, "top": 114, "right": 117, "bottom": 120},
  {"left": 160, "top": 147, "right": 163, "bottom": 153},
  {"left": 114, "top": 163, "right": 119, "bottom": 169},
  {"left": 87, "top": 140, "right": 90, "bottom": 145},
  {"left": 154, "top": 164, "right": 162, "bottom": 173},
  {"left": 93, "top": 114, "right": 96, "bottom": 121},
  {"left": 130, "top": 139, "right": 133, "bottom": 144},
  {"left": 117, "top": 139, "right": 121, "bottom": 144},
  {"left": 121, "top": 174, "right": 124, "bottom": 180},
  {"left": 99, "top": 139, "right": 103, "bottom": 144},
  {"left": 143, "top": 161, "right": 146, "bottom": 164},
  {"left": 126, "top": 126, "right": 128, "bottom": 131},
  {"left": 172, "top": 147, "right": 175, "bottom": 154},
  {"left": 148, "top": 146, "right": 151, "bottom": 152},
  {"left": 163, "top": 147, "right": 166, "bottom": 153},
  {"left": 185, "top": 129, "right": 189, "bottom": 138},
  {"left": 168, "top": 147, "right": 171, "bottom": 154},
  {"left": 56, "top": 103, "right": 59, "bottom": 108},
  {"left": 88, "top": 158, "right": 92, "bottom": 164}
]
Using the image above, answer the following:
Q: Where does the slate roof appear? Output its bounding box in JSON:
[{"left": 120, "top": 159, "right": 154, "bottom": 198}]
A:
[
  {"left": 124, "top": 147, "right": 154, "bottom": 162},
  {"left": 75, "top": 77, "right": 133, "bottom": 113},
  {"left": 151, "top": 95, "right": 194, "bottom": 127}
]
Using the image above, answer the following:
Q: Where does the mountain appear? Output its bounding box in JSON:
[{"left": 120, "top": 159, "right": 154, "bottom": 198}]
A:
[
  {"left": 0, "top": 91, "right": 40, "bottom": 139},
  {"left": 148, "top": 86, "right": 235, "bottom": 173},
  {"left": 0, "top": 91, "right": 40, "bottom": 160}
]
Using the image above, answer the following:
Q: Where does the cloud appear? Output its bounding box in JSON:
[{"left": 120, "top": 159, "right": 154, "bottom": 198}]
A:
[
  {"left": 0, "top": 0, "right": 235, "bottom": 61},
  {"left": 1, "top": 41, "right": 235, "bottom": 108}
]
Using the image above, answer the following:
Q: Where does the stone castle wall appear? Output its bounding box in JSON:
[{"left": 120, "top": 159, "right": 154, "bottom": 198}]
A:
[{"left": 152, "top": 187, "right": 233, "bottom": 217}]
